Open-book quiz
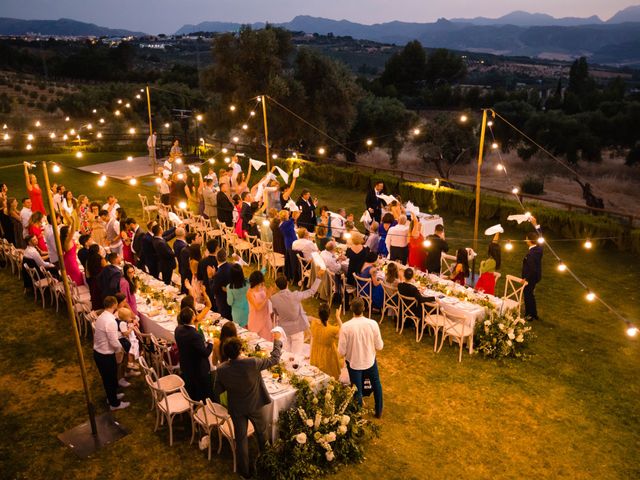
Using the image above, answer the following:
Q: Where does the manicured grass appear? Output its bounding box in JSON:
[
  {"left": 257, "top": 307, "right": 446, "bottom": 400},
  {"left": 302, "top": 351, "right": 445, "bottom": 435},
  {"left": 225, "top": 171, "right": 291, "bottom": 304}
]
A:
[{"left": 1, "top": 157, "right": 639, "bottom": 479}]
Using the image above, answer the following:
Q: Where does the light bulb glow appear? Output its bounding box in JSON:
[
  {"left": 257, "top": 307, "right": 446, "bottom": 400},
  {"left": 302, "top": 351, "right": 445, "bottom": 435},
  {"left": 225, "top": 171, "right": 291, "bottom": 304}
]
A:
[
  {"left": 96, "top": 132, "right": 102, "bottom": 139},
  {"left": 487, "top": 121, "right": 494, "bottom": 127},
  {"left": 129, "top": 178, "right": 137, "bottom": 185},
  {"left": 318, "top": 147, "right": 326, "bottom": 155},
  {"left": 627, "top": 326, "right": 638, "bottom": 338},
  {"left": 52, "top": 165, "right": 61, "bottom": 173},
  {"left": 99, "top": 118, "right": 105, "bottom": 124},
  {"left": 176, "top": 173, "right": 184, "bottom": 180},
  {"left": 175, "top": 157, "right": 182, "bottom": 164},
  {"left": 35, "top": 120, "right": 41, "bottom": 127},
  {"left": 505, "top": 241, "right": 513, "bottom": 251},
  {"left": 229, "top": 105, "right": 236, "bottom": 112},
  {"left": 75, "top": 151, "right": 83, "bottom": 158},
  {"left": 135, "top": 94, "right": 141, "bottom": 99},
  {"left": 512, "top": 187, "right": 519, "bottom": 194},
  {"left": 117, "top": 99, "right": 123, "bottom": 104},
  {"left": 87, "top": 123, "right": 92, "bottom": 130},
  {"left": 272, "top": 154, "right": 278, "bottom": 159},
  {"left": 208, "top": 158, "right": 215, "bottom": 164},
  {"left": 178, "top": 201, "right": 187, "bottom": 210},
  {"left": 3, "top": 134, "right": 9, "bottom": 141},
  {"left": 224, "top": 157, "right": 231, "bottom": 163},
  {"left": 242, "top": 124, "right": 248, "bottom": 130},
  {"left": 100, "top": 174, "right": 107, "bottom": 181},
  {"left": 584, "top": 240, "right": 593, "bottom": 250},
  {"left": 557, "top": 263, "right": 567, "bottom": 272},
  {"left": 366, "top": 139, "right": 373, "bottom": 146},
  {"left": 127, "top": 156, "right": 133, "bottom": 162},
  {"left": 496, "top": 164, "right": 504, "bottom": 171},
  {"left": 27, "top": 134, "right": 34, "bottom": 140},
  {"left": 196, "top": 114, "right": 203, "bottom": 121},
  {"left": 343, "top": 232, "right": 352, "bottom": 240},
  {"left": 413, "top": 128, "right": 420, "bottom": 135},
  {"left": 154, "top": 177, "right": 162, "bottom": 184},
  {"left": 164, "top": 123, "right": 170, "bottom": 128},
  {"left": 222, "top": 148, "right": 228, "bottom": 153},
  {"left": 423, "top": 239, "right": 432, "bottom": 248},
  {"left": 537, "top": 236, "right": 545, "bottom": 245},
  {"left": 586, "top": 291, "right": 596, "bottom": 302},
  {"left": 460, "top": 114, "right": 468, "bottom": 123},
  {"left": 97, "top": 179, "right": 105, "bottom": 187},
  {"left": 92, "top": 109, "right": 97, "bottom": 113},
  {"left": 65, "top": 117, "right": 70, "bottom": 122},
  {"left": 26, "top": 144, "right": 32, "bottom": 150},
  {"left": 63, "top": 134, "right": 68, "bottom": 140},
  {"left": 128, "top": 128, "right": 136, "bottom": 134},
  {"left": 250, "top": 111, "right": 256, "bottom": 117},
  {"left": 125, "top": 103, "right": 130, "bottom": 108},
  {"left": 491, "top": 142, "right": 499, "bottom": 150},
  {"left": 114, "top": 110, "right": 121, "bottom": 116},
  {"left": 232, "top": 136, "right": 239, "bottom": 143}
]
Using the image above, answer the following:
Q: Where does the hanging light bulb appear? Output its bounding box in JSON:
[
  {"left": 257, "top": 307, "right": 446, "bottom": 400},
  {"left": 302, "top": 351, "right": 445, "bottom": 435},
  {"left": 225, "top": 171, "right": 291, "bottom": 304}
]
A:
[
  {"left": 491, "top": 142, "right": 499, "bottom": 150},
  {"left": 585, "top": 291, "right": 596, "bottom": 302},
  {"left": 26, "top": 144, "right": 33, "bottom": 150},
  {"left": 250, "top": 111, "right": 256, "bottom": 117},
  {"left": 512, "top": 187, "right": 519, "bottom": 194},
  {"left": 196, "top": 114, "right": 203, "bottom": 121},
  {"left": 69, "top": 129, "right": 76, "bottom": 135},
  {"left": 504, "top": 241, "right": 513, "bottom": 251},
  {"left": 366, "top": 139, "right": 373, "bottom": 146},
  {"left": 229, "top": 105, "right": 236, "bottom": 112},
  {"left": 557, "top": 262, "right": 567, "bottom": 272},
  {"left": 422, "top": 239, "right": 432, "bottom": 248},
  {"left": 175, "top": 157, "right": 183, "bottom": 164},
  {"left": 27, "top": 133, "right": 34, "bottom": 141},
  {"left": 537, "top": 236, "right": 545, "bottom": 245},
  {"left": 96, "top": 132, "right": 103, "bottom": 139},
  {"left": 496, "top": 164, "right": 504, "bottom": 171},
  {"left": 97, "top": 179, "right": 105, "bottom": 187},
  {"left": 117, "top": 99, "right": 123, "bottom": 104},
  {"left": 86, "top": 123, "right": 92, "bottom": 130},
  {"left": 125, "top": 103, "right": 130, "bottom": 108},
  {"left": 75, "top": 151, "right": 83, "bottom": 158},
  {"left": 627, "top": 325, "right": 638, "bottom": 338},
  {"left": 272, "top": 153, "right": 278, "bottom": 160},
  {"left": 2, "top": 124, "right": 7, "bottom": 129},
  {"left": 49, "top": 132, "right": 56, "bottom": 139},
  {"left": 164, "top": 122, "right": 170, "bottom": 128},
  {"left": 343, "top": 232, "right": 352, "bottom": 240},
  {"left": 154, "top": 177, "right": 162, "bottom": 184},
  {"left": 52, "top": 164, "right": 61, "bottom": 173},
  {"left": 140, "top": 88, "right": 144, "bottom": 93},
  {"left": 176, "top": 173, "right": 184, "bottom": 180},
  {"left": 128, "top": 127, "right": 136, "bottom": 134},
  {"left": 178, "top": 201, "right": 187, "bottom": 210},
  {"left": 99, "top": 118, "right": 105, "bottom": 124},
  {"left": 135, "top": 94, "right": 141, "bottom": 99},
  {"left": 460, "top": 114, "right": 468, "bottom": 123},
  {"left": 127, "top": 156, "right": 133, "bottom": 162},
  {"left": 413, "top": 128, "right": 420, "bottom": 135},
  {"left": 65, "top": 116, "right": 70, "bottom": 122},
  {"left": 232, "top": 136, "right": 239, "bottom": 143},
  {"left": 92, "top": 109, "right": 97, "bottom": 114},
  {"left": 318, "top": 147, "right": 326, "bottom": 155},
  {"left": 208, "top": 158, "right": 215, "bottom": 164},
  {"left": 242, "top": 124, "right": 248, "bottom": 130},
  {"left": 584, "top": 240, "right": 593, "bottom": 250},
  {"left": 224, "top": 157, "right": 231, "bottom": 163},
  {"left": 222, "top": 148, "right": 228, "bottom": 154},
  {"left": 35, "top": 120, "right": 41, "bottom": 127},
  {"left": 62, "top": 134, "right": 68, "bottom": 140},
  {"left": 100, "top": 174, "right": 107, "bottom": 181},
  {"left": 3, "top": 133, "right": 9, "bottom": 141},
  {"left": 487, "top": 121, "right": 494, "bottom": 127},
  {"left": 114, "top": 110, "right": 121, "bottom": 116},
  {"left": 129, "top": 178, "right": 137, "bottom": 185}
]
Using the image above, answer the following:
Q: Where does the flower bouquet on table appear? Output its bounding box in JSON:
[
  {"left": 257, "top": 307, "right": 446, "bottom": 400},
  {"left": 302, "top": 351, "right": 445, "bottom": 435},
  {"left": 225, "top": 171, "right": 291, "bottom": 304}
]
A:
[
  {"left": 256, "top": 378, "right": 380, "bottom": 479},
  {"left": 474, "top": 309, "right": 534, "bottom": 359}
]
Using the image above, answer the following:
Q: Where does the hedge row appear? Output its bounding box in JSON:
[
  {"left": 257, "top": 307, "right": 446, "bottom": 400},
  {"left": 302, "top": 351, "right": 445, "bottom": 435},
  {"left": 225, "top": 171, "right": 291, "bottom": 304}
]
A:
[{"left": 273, "top": 159, "right": 640, "bottom": 255}]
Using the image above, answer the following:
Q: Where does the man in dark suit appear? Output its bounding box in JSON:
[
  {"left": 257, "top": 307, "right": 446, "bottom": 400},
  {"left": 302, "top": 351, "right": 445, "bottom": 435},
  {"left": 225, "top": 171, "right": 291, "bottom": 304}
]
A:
[
  {"left": 215, "top": 332, "right": 283, "bottom": 479},
  {"left": 397, "top": 268, "right": 436, "bottom": 317},
  {"left": 365, "top": 181, "right": 385, "bottom": 223},
  {"left": 141, "top": 220, "right": 158, "bottom": 277},
  {"left": 97, "top": 252, "right": 123, "bottom": 303},
  {"left": 208, "top": 249, "right": 232, "bottom": 319},
  {"left": 216, "top": 183, "right": 234, "bottom": 227},
  {"left": 127, "top": 218, "right": 144, "bottom": 267},
  {"left": 240, "top": 192, "right": 257, "bottom": 236},
  {"left": 522, "top": 231, "right": 543, "bottom": 320},
  {"left": 174, "top": 307, "right": 214, "bottom": 401},
  {"left": 296, "top": 189, "right": 317, "bottom": 232},
  {"left": 152, "top": 224, "right": 176, "bottom": 285},
  {"left": 425, "top": 224, "right": 449, "bottom": 274},
  {"left": 178, "top": 232, "right": 202, "bottom": 294},
  {"left": 197, "top": 239, "right": 219, "bottom": 306}
]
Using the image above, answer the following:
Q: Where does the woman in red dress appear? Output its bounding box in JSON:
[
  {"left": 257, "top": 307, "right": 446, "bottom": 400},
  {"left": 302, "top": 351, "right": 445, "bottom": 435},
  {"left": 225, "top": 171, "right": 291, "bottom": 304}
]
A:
[
  {"left": 23, "top": 163, "right": 47, "bottom": 215},
  {"left": 28, "top": 211, "right": 48, "bottom": 254},
  {"left": 450, "top": 248, "right": 470, "bottom": 286},
  {"left": 407, "top": 218, "right": 427, "bottom": 270}
]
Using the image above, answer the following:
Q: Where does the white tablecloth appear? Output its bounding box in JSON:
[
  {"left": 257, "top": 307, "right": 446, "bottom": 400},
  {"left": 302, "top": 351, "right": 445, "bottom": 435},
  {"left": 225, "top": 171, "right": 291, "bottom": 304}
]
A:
[{"left": 416, "top": 214, "right": 443, "bottom": 237}]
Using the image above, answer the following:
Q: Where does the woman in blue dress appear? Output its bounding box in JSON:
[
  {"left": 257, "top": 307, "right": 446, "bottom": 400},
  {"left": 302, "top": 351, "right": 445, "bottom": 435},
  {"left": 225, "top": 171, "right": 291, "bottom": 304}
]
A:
[
  {"left": 357, "top": 251, "right": 384, "bottom": 310},
  {"left": 377, "top": 212, "right": 396, "bottom": 257}
]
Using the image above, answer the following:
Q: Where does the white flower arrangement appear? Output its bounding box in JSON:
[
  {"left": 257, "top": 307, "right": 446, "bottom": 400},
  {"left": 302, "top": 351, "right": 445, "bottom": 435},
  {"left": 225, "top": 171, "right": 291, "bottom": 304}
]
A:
[
  {"left": 474, "top": 310, "right": 534, "bottom": 359},
  {"left": 326, "top": 451, "right": 335, "bottom": 462},
  {"left": 295, "top": 432, "right": 307, "bottom": 444}
]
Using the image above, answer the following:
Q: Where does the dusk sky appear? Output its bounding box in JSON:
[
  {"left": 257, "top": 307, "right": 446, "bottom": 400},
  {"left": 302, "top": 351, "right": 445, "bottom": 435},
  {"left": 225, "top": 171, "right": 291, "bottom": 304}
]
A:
[{"left": 0, "top": 0, "right": 636, "bottom": 34}]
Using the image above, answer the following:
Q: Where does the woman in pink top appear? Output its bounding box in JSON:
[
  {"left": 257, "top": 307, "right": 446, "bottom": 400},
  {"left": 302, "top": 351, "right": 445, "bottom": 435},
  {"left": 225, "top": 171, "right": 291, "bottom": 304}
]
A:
[
  {"left": 60, "top": 226, "right": 84, "bottom": 286},
  {"left": 246, "top": 270, "right": 273, "bottom": 341},
  {"left": 119, "top": 263, "right": 139, "bottom": 317}
]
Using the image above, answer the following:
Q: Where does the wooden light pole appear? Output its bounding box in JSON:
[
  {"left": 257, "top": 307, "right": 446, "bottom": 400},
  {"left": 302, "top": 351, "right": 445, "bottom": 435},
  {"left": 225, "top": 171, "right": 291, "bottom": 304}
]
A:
[
  {"left": 261, "top": 95, "right": 271, "bottom": 170},
  {"left": 472, "top": 109, "right": 489, "bottom": 281},
  {"left": 41, "top": 161, "right": 97, "bottom": 434},
  {"left": 146, "top": 85, "right": 155, "bottom": 175}
]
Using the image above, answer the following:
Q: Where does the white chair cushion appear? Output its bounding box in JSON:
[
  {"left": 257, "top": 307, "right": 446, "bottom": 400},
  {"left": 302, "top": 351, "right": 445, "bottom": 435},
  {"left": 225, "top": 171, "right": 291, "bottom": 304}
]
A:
[
  {"left": 156, "top": 374, "right": 185, "bottom": 392},
  {"left": 158, "top": 392, "right": 191, "bottom": 414}
]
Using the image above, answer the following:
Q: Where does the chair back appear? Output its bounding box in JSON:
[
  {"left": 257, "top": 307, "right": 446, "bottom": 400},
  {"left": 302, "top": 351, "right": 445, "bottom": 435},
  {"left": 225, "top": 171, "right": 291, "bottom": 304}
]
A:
[
  {"left": 441, "top": 309, "right": 472, "bottom": 337},
  {"left": 138, "top": 194, "right": 149, "bottom": 209},
  {"left": 353, "top": 272, "right": 373, "bottom": 317},
  {"left": 206, "top": 399, "right": 233, "bottom": 435},
  {"left": 502, "top": 274, "right": 527, "bottom": 313},
  {"left": 440, "top": 253, "right": 457, "bottom": 276},
  {"left": 382, "top": 282, "right": 399, "bottom": 315},
  {"left": 144, "top": 373, "right": 170, "bottom": 412},
  {"left": 398, "top": 292, "right": 419, "bottom": 323},
  {"left": 297, "top": 253, "right": 313, "bottom": 288}
]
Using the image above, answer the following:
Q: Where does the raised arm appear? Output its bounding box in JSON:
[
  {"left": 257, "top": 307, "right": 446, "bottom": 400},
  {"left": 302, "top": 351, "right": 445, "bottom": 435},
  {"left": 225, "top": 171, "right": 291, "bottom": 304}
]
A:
[
  {"left": 23, "top": 163, "right": 32, "bottom": 191},
  {"left": 283, "top": 176, "right": 297, "bottom": 201},
  {"left": 254, "top": 335, "right": 282, "bottom": 371}
]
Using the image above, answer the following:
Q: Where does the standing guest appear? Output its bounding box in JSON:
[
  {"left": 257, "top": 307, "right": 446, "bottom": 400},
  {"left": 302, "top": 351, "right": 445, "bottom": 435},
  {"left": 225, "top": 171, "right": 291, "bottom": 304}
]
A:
[
  {"left": 365, "top": 181, "right": 385, "bottom": 223},
  {"left": 158, "top": 169, "right": 171, "bottom": 205},
  {"left": 229, "top": 155, "right": 243, "bottom": 187},
  {"left": 98, "top": 252, "right": 123, "bottom": 301},
  {"left": 120, "top": 263, "right": 139, "bottom": 317},
  {"left": 175, "top": 307, "right": 213, "bottom": 401},
  {"left": 310, "top": 303, "right": 343, "bottom": 379},
  {"left": 522, "top": 229, "right": 543, "bottom": 321},
  {"left": 279, "top": 209, "right": 298, "bottom": 281},
  {"left": 23, "top": 163, "right": 46, "bottom": 215},
  {"left": 180, "top": 291, "right": 212, "bottom": 324},
  {"left": 202, "top": 178, "right": 217, "bottom": 219},
  {"left": 358, "top": 251, "right": 384, "bottom": 310},
  {"left": 247, "top": 270, "right": 273, "bottom": 341},
  {"left": 43, "top": 214, "right": 62, "bottom": 267},
  {"left": 270, "top": 213, "right": 285, "bottom": 255},
  {"left": 171, "top": 172, "right": 188, "bottom": 207},
  {"left": 278, "top": 175, "right": 298, "bottom": 210},
  {"left": 270, "top": 269, "right": 323, "bottom": 355},
  {"left": 23, "top": 235, "right": 56, "bottom": 270},
  {"left": 296, "top": 189, "right": 317, "bottom": 233},
  {"left": 365, "top": 221, "right": 380, "bottom": 255},
  {"left": 9, "top": 198, "right": 25, "bottom": 248},
  {"left": 214, "top": 332, "right": 283, "bottom": 480},
  {"left": 128, "top": 218, "right": 144, "bottom": 267},
  {"left": 120, "top": 217, "right": 134, "bottom": 264},
  {"left": 234, "top": 170, "right": 252, "bottom": 197},
  {"left": 147, "top": 130, "right": 157, "bottom": 161},
  {"left": 218, "top": 168, "right": 231, "bottom": 190},
  {"left": 292, "top": 227, "right": 318, "bottom": 261},
  {"left": 407, "top": 219, "right": 427, "bottom": 270},
  {"left": 102, "top": 195, "right": 121, "bottom": 219},
  {"left": 386, "top": 214, "right": 410, "bottom": 263},
  {"left": 152, "top": 224, "right": 176, "bottom": 285},
  {"left": 93, "top": 296, "right": 129, "bottom": 410},
  {"left": 240, "top": 192, "right": 257, "bottom": 238},
  {"left": 60, "top": 225, "right": 85, "bottom": 286},
  {"left": 425, "top": 224, "right": 449, "bottom": 274},
  {"left": 388, "top": 199, "right": 405, "bottom": 220},
  {"left": 76, "top": 195, "right": 91, "bottom": 235},
  {"left": 377, "top": 213, "right": 396, "bottom": 258},
  {"left": 227, "top": 263, "right": 249, "bottom": 327},
  {"left": 476, "top": 236, "right": 502, "bottom": 295},
  {"left": 0, "top": 197, "right": 14, "bottom": 245},
  {"left": 449, "top": 248, "right": 470, "bottom": 286},
  {"left": 209, "top": 249, "right": 232, "bottom": 320},
  {"left": 216, "top": 182, "right": 235, "bottom": 227},
  {"left": 197, "top": 239, "right": 219, "bottom": 302},
  {"left": 91, "top": 210, "right": 109, "bottom": 248},
  {"left": 338, "top": 297, "right": 383, "bottom": 418},
  {"left": 141, "top": 220, "right": 158, "bottom": 276},
  {"left": 53, "top": 185, "right": 65, "bottom": 213},
  {"left": 173, "top": 227, "right": 188, "bottom": 259},
  {"left": 345, "top": 232, "right": 369, "bottom": 286},
  {"left": 28, "top": 211, "right": 48, "bottom": 255},
  {"left": 106, "top": 207, "right": 124, "bottom": 256},
  {"left": 61, "top": 190, "right": 77, "bottom": 229},
  {"left": 180, "top": 233, "right": 202, "bottom": 295},
  {"left": 20, "top": 197, "right": 32, "bottom": 240},
  {"left": 86, "top": 244, "right": 107, "bottom": 310}
]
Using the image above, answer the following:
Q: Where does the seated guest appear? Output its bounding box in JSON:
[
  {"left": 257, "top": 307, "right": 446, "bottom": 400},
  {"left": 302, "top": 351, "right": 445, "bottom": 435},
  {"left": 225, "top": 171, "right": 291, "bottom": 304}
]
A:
[
  {"left": 398, "top": 268, "right": 436, "bottom": 317},
  {"left": 175, "top": 307, "right": 214, "bottom": 401},
  {"left": 386, "top": 214, "right": 410, "bottom": 264},
  {"left": 270, "top": 268, "right": 323, "bottom": 355},
  {"left": 357, "top": 251, "right": 384, "bottom": 310},
  {"left": 345, "top": 232, "right": 368, "bottom": 286},
  {"left": 211, "top": 321, "right": 238, "bottom": 366},
  {"left": 450, "top": 248, "right": 470, "bottom": 286},
  {"left": 320, "top": 241, "right": 345, "bottom": 275},
  {"left": 43, "top": 213, "right": 62, "bottom": 267},
  {"left": 23, "top": 234, "right": 56, "bottom": 271},
  {"left": 214, "top": 331, "right": 283, "bottom": 480},
  {"left": 120, "top": 263, "right": 139, "bottom": 318},
  {"left": 227, "top": 263, "right": 249, "bottom": 327},
  {"left": 384, "top": 262, "right": 402, "bottom": 290},
  {"left": 247, "top": 270, "right": 273, "bottom": 341},
  {"left": 476, "top": 235, "right": 501, "bottom": 295},
  {"left": 315, "top": 225, "right": 330, "bottom": 251},
  {"left": 28, "top": 211, "right": 48, "bottom": 256},
  {"left": 365, "top": 221, "right": 380, "bottom": 255},
  {"left": 330, "top": 208, "right": 347, "bottom": 241},
  {"left": 178, "top": 232, "right": 200, "bottom": 294},
  {"left": 292, "top": 227, "right": 318, "bottom": 261},
  {"left": 310, "top": 303, "right": 343, "bottom": 379}
]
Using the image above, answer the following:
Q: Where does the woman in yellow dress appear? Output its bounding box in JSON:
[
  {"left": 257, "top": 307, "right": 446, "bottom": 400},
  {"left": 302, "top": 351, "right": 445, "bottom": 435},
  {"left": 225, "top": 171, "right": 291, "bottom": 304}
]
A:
[{"left": 309, "top": 303, "right": 343, "bottom": 379}]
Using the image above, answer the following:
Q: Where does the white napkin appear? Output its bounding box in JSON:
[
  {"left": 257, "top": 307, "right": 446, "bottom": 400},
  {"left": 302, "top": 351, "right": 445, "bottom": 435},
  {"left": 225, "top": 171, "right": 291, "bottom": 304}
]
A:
[
  {"left": 507, "top": 213, "right": 531, "bottom": 224},
  {"left": 286, "top": 199, "right": 299, "bottom": 212},
  {"left": 360, "top": 210, "right": 372, "bottom": 225},
  {"left": 271, "top": 326, "right": 287, "bottom": 344},
  {"left": 328, "top": 211, "right": 346, "bottom": 222},
  {"left": 377, "top": 194, "right": 396, "bottom": 205},
  {"left": 250, "top": 159, "right": 266, "bottom": 171},
  {"left": 292, "top": 168, "right": 300, "bottom": 178},
  {"left": 188, "top": 165, "right": 201, "bottom": 174},
  {"left": 275, "top": 166, "right": 289, "bottom": 184},
  {"left": 484, "top": 224, "right": 504, "bottom": 235},
  {"left": 168, "top": 211, "right": 181, "bottom": 226},
  {"left": 405, "top": 201, "right": 420, "bottom": 216}
]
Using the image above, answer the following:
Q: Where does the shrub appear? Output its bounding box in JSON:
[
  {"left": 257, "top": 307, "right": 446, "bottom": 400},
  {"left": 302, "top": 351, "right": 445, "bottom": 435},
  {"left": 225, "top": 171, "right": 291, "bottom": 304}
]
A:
[
  {"left": 520, "top": 176, "right": 544, "bottom": 195},
  {"left": 28, "top": 90, "right": 38, "bottom": 99}
]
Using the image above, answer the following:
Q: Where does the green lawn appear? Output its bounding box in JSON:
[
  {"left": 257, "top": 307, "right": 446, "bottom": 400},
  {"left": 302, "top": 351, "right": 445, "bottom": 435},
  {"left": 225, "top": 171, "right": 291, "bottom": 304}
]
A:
[{"left": 0, "top": 154, "right": 639, "bottom": 479}]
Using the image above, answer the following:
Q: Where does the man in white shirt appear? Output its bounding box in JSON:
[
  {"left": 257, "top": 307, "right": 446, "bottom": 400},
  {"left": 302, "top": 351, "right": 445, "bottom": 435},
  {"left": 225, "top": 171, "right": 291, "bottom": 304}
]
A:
[
  {"left": 292, "top": 228, "right": 318, "bottom": 261},
  {"left": 338, "top": 297, "right": 384, "bottom": 418},
  {"left": 20, "top": 197, "right": 32, "bottom": 239},
  {"left": 43, "top": 219, "right": 61, "bottom": 266},
  {"left": 386, "top": 214, "right": 410, "bottom": 264},
  {"left": 330, "top": 208, "right": 347, "bottom": 241},
  {"left": 320, "top": 241, "right": 345, "bottom": 275},
  {"left": 229, "top": 155, "right": 242, "bottom": 185},
  {"left": 147, "top": 131, "right": 157, "bottom": 161},
  {"left": 102, "top": 195, "right": 121, "bottom": 219},
  {"left": 105, "top": 207, "right": 123, "bottom": 255},
  {"left": 23, "top": 235, "right": 55, "bottom": 270},
  {"left": 92, "top": 296, "right": 129, "bottom": 410}
]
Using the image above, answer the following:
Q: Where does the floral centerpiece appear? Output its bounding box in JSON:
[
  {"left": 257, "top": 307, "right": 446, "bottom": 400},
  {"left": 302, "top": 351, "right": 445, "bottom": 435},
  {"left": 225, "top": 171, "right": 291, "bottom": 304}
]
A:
[
  {"left": 474, "top": 309, "right": 534, "bottom": 359},
  {"left": 256, "top": 378, "right": 379, "bottom": 479}
]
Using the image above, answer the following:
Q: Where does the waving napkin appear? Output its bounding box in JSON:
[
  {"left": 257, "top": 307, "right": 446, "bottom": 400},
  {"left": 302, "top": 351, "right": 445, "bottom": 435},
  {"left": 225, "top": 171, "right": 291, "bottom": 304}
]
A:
[
  {"left": 507, "top": 213, "right": 532, "bottom": 224},
  {"left": 377, "top": 193, "right": 396, "bottom": 205},
  {"left": 286, "top": 198, "right": 299, "bottom": 212},
  {"left": 405, "top": 201, "right": 420, "bottom": 217},
  {"left": 484, "top": 224, "right": 504, "bottom": 235},
  {"left": 360, "top": 210, "right": 372, "bottom": 225},
  {"left": 188, "top": 165, "right": 201, "bottom": 174},
  {"left": 328, "top": 211, "right": 347, "bottom": 222},
  {"left": 292, "top": 168, "right": 300, "bottom": 179},
  {"left": 271, "top": 326, "right": 287, "bottom": 344},
  {"left": 250, "top": 159, "right": 266, "bottom": 171},
  {"left": 168, "top": 211, "right": 182, "bottom": 227},
  {"left": 275, "top": 166, "right": 289, "bottom": 184}
]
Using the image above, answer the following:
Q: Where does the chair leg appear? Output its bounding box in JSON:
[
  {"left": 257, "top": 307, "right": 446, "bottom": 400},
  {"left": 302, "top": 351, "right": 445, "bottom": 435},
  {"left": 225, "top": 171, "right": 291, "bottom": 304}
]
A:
[
  {"left": 168, "top": 415, "right": 174, "bottom": 446},
  {"left": 458, "top": 341, "right": 463, "bottom": 362}
]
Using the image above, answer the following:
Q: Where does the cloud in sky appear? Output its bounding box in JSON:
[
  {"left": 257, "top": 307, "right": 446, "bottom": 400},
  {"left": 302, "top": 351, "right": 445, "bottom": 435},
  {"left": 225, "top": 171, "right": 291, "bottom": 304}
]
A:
[{"left": 0, "top": 0, "right": 635, "bottom": 34}]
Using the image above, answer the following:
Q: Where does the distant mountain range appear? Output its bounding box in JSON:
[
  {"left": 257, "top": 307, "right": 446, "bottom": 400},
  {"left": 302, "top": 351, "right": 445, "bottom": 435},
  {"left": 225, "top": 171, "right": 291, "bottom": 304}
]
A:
[{"left": 0, "top": 17, "right": 145, "bottom": 37}]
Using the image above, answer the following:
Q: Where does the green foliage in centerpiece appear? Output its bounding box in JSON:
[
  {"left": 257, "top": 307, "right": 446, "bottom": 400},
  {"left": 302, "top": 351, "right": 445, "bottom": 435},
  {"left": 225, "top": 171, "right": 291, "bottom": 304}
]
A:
[{"left": 474, "top": 310, "right": 534, "bottom": 359}]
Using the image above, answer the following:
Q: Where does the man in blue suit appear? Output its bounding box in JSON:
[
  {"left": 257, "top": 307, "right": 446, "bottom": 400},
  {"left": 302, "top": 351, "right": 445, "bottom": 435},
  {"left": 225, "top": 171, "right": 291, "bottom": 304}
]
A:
[
  {"left": 208, "top": 249, "right": 233, "bottom": 320},
  {"left": 522, "top": 231, "right": 543, "bottom": 320}
]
